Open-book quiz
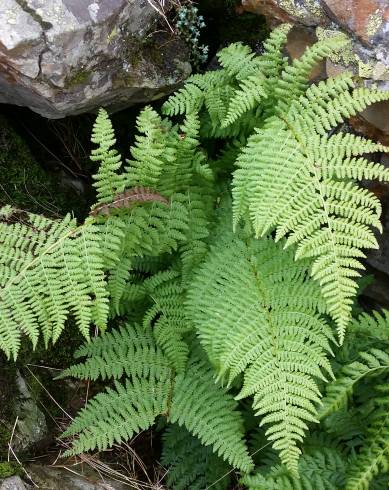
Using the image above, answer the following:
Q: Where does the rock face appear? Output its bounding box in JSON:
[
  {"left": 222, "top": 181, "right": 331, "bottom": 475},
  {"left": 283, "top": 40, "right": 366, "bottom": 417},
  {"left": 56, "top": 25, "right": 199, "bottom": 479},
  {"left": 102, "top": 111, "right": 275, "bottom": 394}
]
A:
[
  {"left": 0, "top": 0, "right": 191, "bottom": 118},
  {"left": 241, "top": 1, "right": 389, "bottom": 87}
]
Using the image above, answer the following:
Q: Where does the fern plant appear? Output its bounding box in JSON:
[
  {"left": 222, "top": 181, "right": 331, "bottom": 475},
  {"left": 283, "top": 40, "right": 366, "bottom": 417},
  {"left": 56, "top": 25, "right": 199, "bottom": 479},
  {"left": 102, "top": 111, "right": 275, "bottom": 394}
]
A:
[{"left": 2, "top": 23, "right": 389, "bottom": 489}]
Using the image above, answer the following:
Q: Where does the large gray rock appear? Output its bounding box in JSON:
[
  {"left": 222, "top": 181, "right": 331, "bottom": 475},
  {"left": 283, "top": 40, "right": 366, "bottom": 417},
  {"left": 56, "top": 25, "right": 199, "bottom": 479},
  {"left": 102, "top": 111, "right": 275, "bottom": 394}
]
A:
[{"left": 0, "top": 0, "right": 191, "bottom": 118}]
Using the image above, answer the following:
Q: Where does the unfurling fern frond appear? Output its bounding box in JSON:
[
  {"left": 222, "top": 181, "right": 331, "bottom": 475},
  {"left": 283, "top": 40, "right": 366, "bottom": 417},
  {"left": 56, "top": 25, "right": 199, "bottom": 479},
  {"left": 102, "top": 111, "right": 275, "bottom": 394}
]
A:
[
  {"left": 170, "top": 345, "right": 254, "bottom": 473},
  {"left": 233, "top": 72, "right": 389, "bottom": 341},
  {"left": 188, "top": 227, "right": 332, "bottom": 473},
  {"left": 162, "top": 424, "right": 231, "bottom": 490},
  {"left": 0, "top": 207, "right": 108, "bottom": 359},
  {"left": 242, "top": 447, "right": 346, "bottom": 489},
  {"left": 90, "top": 108, "right": 124, "bottom": 205}
]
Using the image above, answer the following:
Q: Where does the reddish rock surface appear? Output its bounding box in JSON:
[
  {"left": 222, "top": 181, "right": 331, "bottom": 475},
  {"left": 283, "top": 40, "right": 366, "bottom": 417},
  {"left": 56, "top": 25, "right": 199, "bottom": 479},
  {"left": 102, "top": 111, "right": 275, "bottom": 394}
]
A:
[
  {"left": 322, "top": 0, "right": 389, "bottom": 45},
  {"left": 242, "top": 0, "right": 294, "bottom": 24}
]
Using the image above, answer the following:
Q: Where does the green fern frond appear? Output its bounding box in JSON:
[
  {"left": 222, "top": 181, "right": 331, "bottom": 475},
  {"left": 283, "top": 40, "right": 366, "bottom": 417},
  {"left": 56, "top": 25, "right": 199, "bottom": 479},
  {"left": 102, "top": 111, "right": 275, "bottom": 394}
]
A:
[
  {"left": 349, "top": 310, "right": 389, "bottom": 343},
  {"left": 62, "top": 371, "right": 171, "bottom": 455},
  {"left": 170, "top": 345, "right": 253, "bottom": 473},
  {"left": 258, "top": 23, "right": 291, "bottom": 80},
  {"left": 94, "top": 215, "right": 127, "bottom": 270},
  {"left": 162, "top": 424, "right": 230, "bottom": 490},
  {"left": 124, "top": 106, "right": 175, "bottom": 188},
  {"left": 162, "top": 84, "right": 205, "bottom": 117},
  {"left": 90, "top": 108, "right": 124, "bottom": 204},
  {"left": 319, "top": 348, "right": 389, "bottom": 421},
  {"left": 233, "top": 74, "right": 389, "bottom": 341},
  {"left": 217, "top": 42, "right": 256, "bottom": 76},
  {"left": 227, "top": 24, "right": 291, "bottom": 122},
  {"left": 119, "top": 199, "right": 189, "bottom": 257},
  {"left": 179, "top": 188, "right": 211, "bottom": 282},
  {"left": 0, "top": 208, "right": 108, "bottom": 359},
  {"left": 346, "top": 388, "right": 389, "bottom": 490},
  {"left": 144, "top": 270, "right": 191, "bottom": 372},
  {"left": 106, "top": 255, "right": 132, "bottom": 315},
  {"left": 58, "top": 322, "right": 170, "bottom": 381},
  {"left": 94, "top": 200, "right": 188, "bottom": 301},
  {"left": 188, "top": 228, "right": 333, "bottom": 473},
  {"left": 222, "top": 74, "right": 267, "bottom": 127},
  {"left": 242, "top": 447, "right": 346, "bottom": 489},
  {"left": 275, "top": 35, "right": 349, "bottom": 113}
]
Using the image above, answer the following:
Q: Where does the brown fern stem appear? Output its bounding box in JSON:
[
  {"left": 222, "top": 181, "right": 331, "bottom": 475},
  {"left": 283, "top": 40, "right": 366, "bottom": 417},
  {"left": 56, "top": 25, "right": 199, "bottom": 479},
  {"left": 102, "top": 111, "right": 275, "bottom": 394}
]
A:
[{"left": 89, "top": 186, "right": 169, "bottom": 217}]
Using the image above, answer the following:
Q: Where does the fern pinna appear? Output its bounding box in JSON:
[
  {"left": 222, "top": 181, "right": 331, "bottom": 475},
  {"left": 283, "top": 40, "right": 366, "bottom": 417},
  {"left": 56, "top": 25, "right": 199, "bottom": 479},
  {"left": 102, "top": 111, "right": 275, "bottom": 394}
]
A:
[{"left": 1, "top": 23, "right": 389, "bottom": 489}]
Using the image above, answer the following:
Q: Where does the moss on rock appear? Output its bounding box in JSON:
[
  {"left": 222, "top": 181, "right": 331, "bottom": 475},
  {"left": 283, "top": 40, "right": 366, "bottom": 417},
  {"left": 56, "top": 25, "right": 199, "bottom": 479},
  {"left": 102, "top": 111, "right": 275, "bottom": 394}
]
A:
[{"left": 0, "top": 462, "right": 22, "bottom": 479}]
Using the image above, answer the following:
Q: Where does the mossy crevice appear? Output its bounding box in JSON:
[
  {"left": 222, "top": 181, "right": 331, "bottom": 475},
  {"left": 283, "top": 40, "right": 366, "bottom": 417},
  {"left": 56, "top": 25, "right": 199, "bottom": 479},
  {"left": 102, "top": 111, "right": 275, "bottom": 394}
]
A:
[{"left": 65, "top": 69, "right": 91, "bottom": 88}]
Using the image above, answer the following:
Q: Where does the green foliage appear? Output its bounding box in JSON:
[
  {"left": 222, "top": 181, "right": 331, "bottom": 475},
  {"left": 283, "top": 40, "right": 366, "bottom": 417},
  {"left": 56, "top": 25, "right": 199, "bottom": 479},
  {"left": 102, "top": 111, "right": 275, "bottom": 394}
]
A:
[
  {"left": 0, "top": 207, "right": 108, "bottom": 359},
  {"left": 163, "top": 25, "right": 389, "bottom": 342},
  {"left": 162, "top": 424, "right": 231, "bottom": 490},
  {"left": 188, "top": 226, "right": 332, "bottom": 473},
  {"left": 61, "top": 325, "right": 252, "bottom": 472},
  {"left": 242, "top": 448, "right": 346, "bottom": 489},
  {"left": 175, "top": 4, "right": 208, "bottom": 69},
  {"left": 90, "top": 108, "right": 124, "bottom": 204},
  {"left": 0, "top": 462, "right": 22, "bottom": 479},
  {"left": 2, "top": 24, "right": 389, "bottom": 489},
  {"left": 62, "top": 373, "right": 171, "bottom": 454},
  {"left": 233, "top": 77, "right": 389, "bottom": 342},
  {"left": 346, "top": 387, "right": 389, "bottom": 490},
  {"left": 169, "top": 344, "right": 253, "bottom": 472}
]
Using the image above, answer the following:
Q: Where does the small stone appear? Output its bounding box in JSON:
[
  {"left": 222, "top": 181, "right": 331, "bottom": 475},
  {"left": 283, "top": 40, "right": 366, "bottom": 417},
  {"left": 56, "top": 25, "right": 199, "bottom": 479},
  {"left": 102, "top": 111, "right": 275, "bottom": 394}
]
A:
[
  {"left": 0, "top": 476, "right": 28, "bottom": 490},
  {"left": 11, "top": 371, "right": 48, "bottom": 454},
  {"left": 241, "top": 0, "right": 325, "bottom": 25},
  {"left": 360, "top": 101, "right": 389, "bottom": 135},
  {"left": 25, "top": 465, "right": 133, "bottom": 490},
  {"left": 372, "top": 61, "right": 389, "bottom": 80},
  {"left": 286, "top": 26, "right": 325, "bottom": 79},
  {"left": 241, "top": 0, "right": 294, "bottom": 24}
]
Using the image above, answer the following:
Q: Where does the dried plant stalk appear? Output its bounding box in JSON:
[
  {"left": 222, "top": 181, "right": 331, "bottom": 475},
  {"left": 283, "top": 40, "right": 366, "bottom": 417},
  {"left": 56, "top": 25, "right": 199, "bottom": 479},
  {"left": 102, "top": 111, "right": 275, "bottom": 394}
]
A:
[{"left": 89, "top": 187, "right": 169, "bottom": 217}]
